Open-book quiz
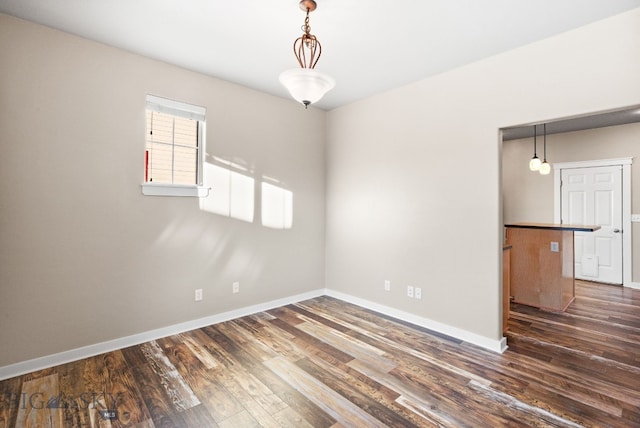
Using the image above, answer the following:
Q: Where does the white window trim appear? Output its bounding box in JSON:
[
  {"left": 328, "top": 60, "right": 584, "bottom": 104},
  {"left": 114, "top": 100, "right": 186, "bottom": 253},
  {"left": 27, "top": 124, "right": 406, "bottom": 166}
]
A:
[
  {"left": 145, "top": 95, "right": 206, "bottom": 122},
  {"left": 142, "top": 95, "right": 208, "bottom": 197},
  {"left": 141, "top": 182, "right": 210, "bottom": 198}
]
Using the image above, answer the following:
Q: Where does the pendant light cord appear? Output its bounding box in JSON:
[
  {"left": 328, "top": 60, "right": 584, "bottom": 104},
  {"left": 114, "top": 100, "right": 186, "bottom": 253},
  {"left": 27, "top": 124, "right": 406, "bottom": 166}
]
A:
[{"left": 543, "top": 123, "right": 547, "bottom": 161}]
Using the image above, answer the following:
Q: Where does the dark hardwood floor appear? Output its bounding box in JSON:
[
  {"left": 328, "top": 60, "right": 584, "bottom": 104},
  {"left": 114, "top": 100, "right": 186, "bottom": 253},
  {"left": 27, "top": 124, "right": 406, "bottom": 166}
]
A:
[{"left": 1, "top": 280, "right": 638, "bottom": 427}]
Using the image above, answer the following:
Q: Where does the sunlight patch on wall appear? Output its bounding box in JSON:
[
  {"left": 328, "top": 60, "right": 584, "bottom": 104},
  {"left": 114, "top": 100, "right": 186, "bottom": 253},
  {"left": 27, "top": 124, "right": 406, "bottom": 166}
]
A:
[
  {"left": 199, "top": 162, "right": 254, "bottom": 223},
  {"left": 261, "top": 182, "right": 293, "bottom": 229}
]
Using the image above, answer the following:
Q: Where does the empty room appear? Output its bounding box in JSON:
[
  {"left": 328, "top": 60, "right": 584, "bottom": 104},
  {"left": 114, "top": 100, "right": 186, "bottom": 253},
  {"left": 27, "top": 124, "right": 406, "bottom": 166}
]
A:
[{"left": 1, "top": 1, "right": 640, "bottom": 427}]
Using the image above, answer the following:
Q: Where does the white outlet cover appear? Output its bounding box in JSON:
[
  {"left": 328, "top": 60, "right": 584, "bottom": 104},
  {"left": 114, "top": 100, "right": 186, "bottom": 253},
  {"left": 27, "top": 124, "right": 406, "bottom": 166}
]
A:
[
  {"left": 232, "top": 282, "right": 240, "bottom": 293},
  {"left": 384, "top": 280, "right": 391, "bottom": 291},
  {"left": 415, "top": 287, "right": 422, "bottom": 300},
  {"left": 195, "top": 289, "right": 203, "bottom": 301},
  {"left": 550, "top": 242, "right": 559, "bottom": 252},
  {"left": 631, "top": 214, "right": 640, "bottom": 222},
  {"left": 407, "top": 286, "right": 414, "bottom": 298}
]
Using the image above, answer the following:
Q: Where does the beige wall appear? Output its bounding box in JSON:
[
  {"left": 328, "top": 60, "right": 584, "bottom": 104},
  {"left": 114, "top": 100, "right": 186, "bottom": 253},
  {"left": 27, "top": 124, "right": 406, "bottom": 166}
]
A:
[
  {"left": 0, "top": 14, "right": 326, "bottom": 367},
  {"left": 325, "top": 9, "right": 640, "bottom": 341},
  {"left": 1, "top": 8, "right": 639, "bottom": 367},
  {"left": 503, "top": 123, "right": 640, "bottom": 282}
]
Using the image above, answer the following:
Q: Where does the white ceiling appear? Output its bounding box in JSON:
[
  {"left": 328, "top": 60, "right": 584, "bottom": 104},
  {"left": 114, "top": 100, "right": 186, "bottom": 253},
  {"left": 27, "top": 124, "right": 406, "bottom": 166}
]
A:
[{"left": 1, "top": 0, "right": 639, "bottom": 110}]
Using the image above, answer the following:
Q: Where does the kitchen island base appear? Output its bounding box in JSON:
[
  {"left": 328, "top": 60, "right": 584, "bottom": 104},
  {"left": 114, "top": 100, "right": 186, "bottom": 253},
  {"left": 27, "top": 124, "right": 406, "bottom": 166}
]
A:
[{"left": 505, "top": 223, "right": 600, "bottom": 312}]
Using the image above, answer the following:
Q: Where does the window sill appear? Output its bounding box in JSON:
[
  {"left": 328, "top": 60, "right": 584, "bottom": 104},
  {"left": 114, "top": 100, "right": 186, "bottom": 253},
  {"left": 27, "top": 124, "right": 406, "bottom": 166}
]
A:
[{"left": 141, "top": 183, "right": 210, "bottom": 197}]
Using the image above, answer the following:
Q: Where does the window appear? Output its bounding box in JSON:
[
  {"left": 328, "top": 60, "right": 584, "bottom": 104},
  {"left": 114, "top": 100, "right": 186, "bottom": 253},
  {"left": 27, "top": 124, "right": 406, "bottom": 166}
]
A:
[{"left": 141, "top": 95, "right": 208, "bottom": 197}]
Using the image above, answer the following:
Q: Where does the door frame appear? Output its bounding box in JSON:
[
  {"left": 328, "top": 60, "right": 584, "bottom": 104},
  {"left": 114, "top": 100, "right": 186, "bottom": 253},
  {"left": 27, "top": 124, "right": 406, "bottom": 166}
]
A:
[{"left": 553, "top": 157, "right": 633, "bottom": 287}]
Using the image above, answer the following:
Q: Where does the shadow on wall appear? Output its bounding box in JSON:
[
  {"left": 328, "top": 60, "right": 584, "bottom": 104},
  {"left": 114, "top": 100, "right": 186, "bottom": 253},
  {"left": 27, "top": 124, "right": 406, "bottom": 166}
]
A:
[{"left": 199, "top": 157, "right": 293, "bottom": 230}]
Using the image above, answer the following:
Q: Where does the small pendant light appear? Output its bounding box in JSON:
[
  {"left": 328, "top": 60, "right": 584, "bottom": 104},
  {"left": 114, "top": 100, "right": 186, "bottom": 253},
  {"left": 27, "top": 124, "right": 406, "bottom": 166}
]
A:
[
  {"left": 539, "top": 123, "right": 551, "bottom": 175},
  {"left": 529, "top": 125, "right": 541, "bottom": 171}
]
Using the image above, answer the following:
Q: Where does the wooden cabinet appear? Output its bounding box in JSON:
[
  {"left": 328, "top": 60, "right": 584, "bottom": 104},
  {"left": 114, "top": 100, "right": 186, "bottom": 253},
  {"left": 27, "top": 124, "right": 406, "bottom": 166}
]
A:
[
  {"left": 505, "top": 223, "right": 599, "bottom": 312},
  {"left": 502, "top": 245, "right": 511, "bottom": 333}
]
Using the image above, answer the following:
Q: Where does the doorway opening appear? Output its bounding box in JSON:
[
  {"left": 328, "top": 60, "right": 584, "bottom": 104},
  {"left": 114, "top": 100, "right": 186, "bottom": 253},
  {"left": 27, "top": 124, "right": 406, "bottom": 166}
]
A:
[{"left": 499, "top": 105, "right": 640, "bottom": 338}]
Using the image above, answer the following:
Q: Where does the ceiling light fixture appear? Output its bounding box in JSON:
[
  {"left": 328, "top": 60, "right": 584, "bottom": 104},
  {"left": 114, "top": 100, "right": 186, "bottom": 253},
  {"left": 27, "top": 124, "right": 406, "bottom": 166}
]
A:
[
  {"left": 529, "top": 125, "right": 541, "bottom": 171},
  {"left": 539, "top": 123, "right": 551, "bottom": 175},
  {"left": 279, "top": 0, "right": 335, "bottom": 109}
]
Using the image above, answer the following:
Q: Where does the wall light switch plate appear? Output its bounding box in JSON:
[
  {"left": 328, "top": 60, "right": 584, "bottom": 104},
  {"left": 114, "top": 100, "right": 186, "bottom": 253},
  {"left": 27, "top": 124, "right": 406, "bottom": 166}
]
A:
[
  {"left": 232, "top": 282, "right": 240, "bottom": 294},
  {"left": 631, "top": 214, "right": 640, "bottom": 222},
  {"left": 415, "top": 287, "right": 422, "bottom": 300},
  {"left": 550, "top": 242, "right": 559, "bottom": 252}
]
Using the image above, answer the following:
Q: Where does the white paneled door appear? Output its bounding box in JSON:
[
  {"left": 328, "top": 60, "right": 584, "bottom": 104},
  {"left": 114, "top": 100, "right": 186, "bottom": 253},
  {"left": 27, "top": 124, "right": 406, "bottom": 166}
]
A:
[{"left": 560, "top": 165, "right": 623, "bottom": 284}]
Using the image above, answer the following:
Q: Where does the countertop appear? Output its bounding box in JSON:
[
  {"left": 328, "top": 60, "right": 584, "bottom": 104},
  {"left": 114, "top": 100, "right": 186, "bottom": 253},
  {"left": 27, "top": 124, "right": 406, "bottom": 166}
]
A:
[{"left": 505, "top": 222, "right": 601, "bottom": 232}]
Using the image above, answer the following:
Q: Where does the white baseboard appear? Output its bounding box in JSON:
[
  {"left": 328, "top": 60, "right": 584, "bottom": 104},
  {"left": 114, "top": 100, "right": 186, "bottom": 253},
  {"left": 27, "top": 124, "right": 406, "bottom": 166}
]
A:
[
  {"left": 626, "top": 282, "right": 640, "bottom": 290},
  {"left": 324, "top": 289, "right": 507, "bottom": 354},
  {"left": 0, "top": 287, "right": 508, "bottom": 381},
  {"left": 0, "top": 288, "right": 325, "bottom": 381}
]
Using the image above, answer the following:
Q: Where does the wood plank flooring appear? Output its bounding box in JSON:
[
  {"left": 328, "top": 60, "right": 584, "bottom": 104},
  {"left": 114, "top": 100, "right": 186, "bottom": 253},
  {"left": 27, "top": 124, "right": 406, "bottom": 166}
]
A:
[{"left": 1, "top": 280, "right": 638, "bottom": 427}]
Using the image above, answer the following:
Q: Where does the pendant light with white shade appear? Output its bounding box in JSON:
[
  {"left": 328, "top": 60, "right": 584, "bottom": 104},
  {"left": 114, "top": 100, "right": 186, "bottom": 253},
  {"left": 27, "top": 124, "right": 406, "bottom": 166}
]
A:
[
  {"left": 279, "top": 0, "right": 335, "bottom": 108},
  {"left": 539, "top": 123, "right": 551, "bottom": 175},
  {"left": 529, "top": 125, "right": 541, "bottom": 171}
]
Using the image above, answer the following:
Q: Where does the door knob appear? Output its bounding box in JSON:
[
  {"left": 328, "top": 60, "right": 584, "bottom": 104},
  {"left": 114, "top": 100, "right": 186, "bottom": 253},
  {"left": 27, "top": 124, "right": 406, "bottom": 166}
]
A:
[{"left": 613, "top": 229, "right": 621, "bottom": 233}]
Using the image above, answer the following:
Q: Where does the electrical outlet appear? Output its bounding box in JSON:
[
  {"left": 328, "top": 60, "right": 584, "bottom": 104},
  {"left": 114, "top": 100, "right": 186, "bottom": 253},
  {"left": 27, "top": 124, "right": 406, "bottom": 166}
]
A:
[
  {"left": 195, "top": 289, "right": 203, "bottom": 301},
  {"left": 407, "top": 286, "right": 414, "bottom": 298},
  {"left": 384, "top": 280, "right": 391, "bottom": 291},
  {"left": 232, "top": 282, "right": 240, "bottom": 294},
  {"left": 415, "top": 287, "right": 422, "bottom": 300},
  {"left": 550, "top": 241, "right": 559, "bottom": 252}
]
